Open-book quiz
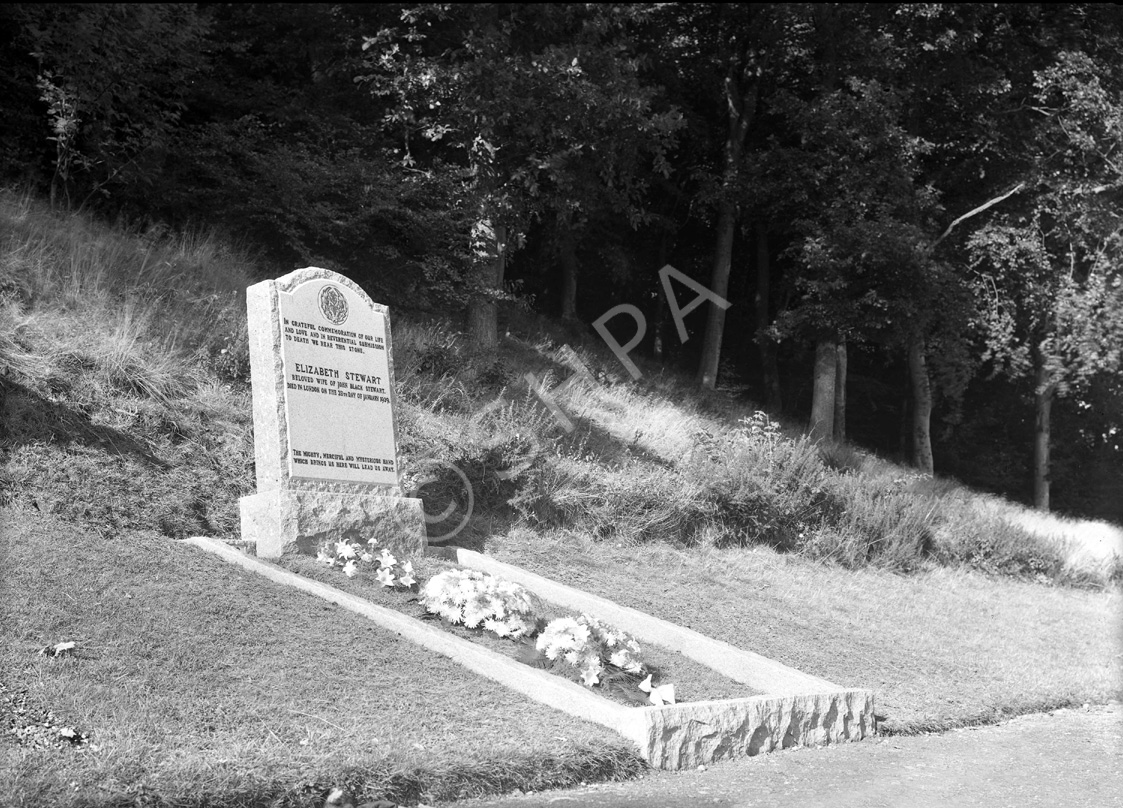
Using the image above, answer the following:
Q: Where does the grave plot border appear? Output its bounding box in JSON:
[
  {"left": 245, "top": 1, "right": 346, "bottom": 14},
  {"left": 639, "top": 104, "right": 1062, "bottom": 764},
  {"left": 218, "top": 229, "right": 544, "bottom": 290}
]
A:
[{"left": 181, "top": 536, "right": 874, "bottom": 770}]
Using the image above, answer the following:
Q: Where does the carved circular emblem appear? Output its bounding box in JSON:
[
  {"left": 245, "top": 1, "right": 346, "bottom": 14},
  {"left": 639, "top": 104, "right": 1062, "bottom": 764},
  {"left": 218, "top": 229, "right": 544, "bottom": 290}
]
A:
[{"left": 318, "top": 284, "right": 349, "bottom": 325}]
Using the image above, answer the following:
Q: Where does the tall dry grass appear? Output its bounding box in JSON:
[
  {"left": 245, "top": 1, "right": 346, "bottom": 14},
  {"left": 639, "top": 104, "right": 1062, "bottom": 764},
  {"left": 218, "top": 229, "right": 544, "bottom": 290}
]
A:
[
  {"left": 0, "top": 189, "right": 256, "bottom": 392},
  {"left": 2, "top": 188, "right": 1118, "bottom": 585},
  {"left": 390, "top": 318, "right": 1120, "bottom": 587},
  {"left": 0, "top": 190, "right": 258, "bottom": 536}
]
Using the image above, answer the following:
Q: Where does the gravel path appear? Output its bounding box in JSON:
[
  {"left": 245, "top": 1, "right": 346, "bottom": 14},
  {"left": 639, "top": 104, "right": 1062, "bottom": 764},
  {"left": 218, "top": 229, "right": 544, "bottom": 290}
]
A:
[{"left": 450, "top": 703, "right": 1122, "bottom": 808}]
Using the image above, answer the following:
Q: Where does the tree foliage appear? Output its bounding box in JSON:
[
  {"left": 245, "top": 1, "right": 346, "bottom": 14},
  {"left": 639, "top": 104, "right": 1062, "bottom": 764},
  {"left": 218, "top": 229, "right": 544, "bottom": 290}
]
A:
[
  {"left": 10, "top": 3, "right": 208, "bottom": 209},
  {"left": 1, "top": 2, "right": 1121, "bottom": 517},
  {"left": 358, "top": 3, "right": 681, "bottom": 322}
]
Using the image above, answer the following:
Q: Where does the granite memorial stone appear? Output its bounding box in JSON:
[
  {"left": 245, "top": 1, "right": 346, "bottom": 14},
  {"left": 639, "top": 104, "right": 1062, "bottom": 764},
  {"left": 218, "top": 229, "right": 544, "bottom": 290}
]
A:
[{"left": 239, "top": 267, "right": 425, "bottom": 558}]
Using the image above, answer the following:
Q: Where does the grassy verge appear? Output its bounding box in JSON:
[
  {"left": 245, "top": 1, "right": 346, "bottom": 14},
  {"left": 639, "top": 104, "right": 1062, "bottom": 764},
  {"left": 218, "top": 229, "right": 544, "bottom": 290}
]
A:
[
  {"left": 0, "top": 509, "right": 644, "bottom": 807},
  {"left": 483, "top": 526, "right": 1123, "bottom": 735},
  {"left": 279, "top": 554, "right": 758, "bottom": 705},
  {"left": 6, "top": 506, "right": 1118, "bottom": 806}
]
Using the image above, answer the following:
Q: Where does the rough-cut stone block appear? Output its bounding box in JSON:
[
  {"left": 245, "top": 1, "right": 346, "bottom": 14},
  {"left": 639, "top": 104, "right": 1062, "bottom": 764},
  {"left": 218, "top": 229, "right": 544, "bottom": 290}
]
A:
[
  {"left": 631, "top": 690, "right": 874, "bottom": 769},
  {"left": 240, "top": 490, "right": 425, "bottom": 559}
]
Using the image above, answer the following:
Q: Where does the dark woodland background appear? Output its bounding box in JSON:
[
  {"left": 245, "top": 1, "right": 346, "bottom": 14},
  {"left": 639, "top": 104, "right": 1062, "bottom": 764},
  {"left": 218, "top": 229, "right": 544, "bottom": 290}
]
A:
[{"left": 2, "top": 3, "right": 1121, "bottom": 520}]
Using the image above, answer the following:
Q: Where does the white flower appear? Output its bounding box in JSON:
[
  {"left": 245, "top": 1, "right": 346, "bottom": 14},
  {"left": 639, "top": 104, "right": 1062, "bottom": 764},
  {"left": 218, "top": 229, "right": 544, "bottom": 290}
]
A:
[
  {"left": 419, "top": 569, "right": 540, "bottom": 639},
  {"left": 360, "top": 552, "right": 374, "bottom": 563},
  {"left": 438, "top": 604, "right": 463, "bottom": 624},
  {"left": 648, "top": 683, "right": 676, "bottom": 706},
  {"left": 637, "top": 675, "right": 675, "bottom": 705},
  {"left": 508, "top": 616, "right": 536, "bottom": 638},
  {"left": 398, "top": 571, "right": 417, "bottom": 587},
  {"left": 483, "top": 618, "right": 506, "bottom": 636},
  {"left": 376, "top": 567, "right": 395, "bottom": 587},
  {"left": 463, "top": 602, "right": 489, "bottom": 629},
  {"left": 316, "top": 548, "right": 334, "bottom": 565},
  {"left": 342, "top": 560, "right": 359, "bottom": 578},
  {"left": 379, "top": 549, "right": 397, "bottom": 568},
  {"left": 336, "top": 541, "right": 357, "bottom": 559}
]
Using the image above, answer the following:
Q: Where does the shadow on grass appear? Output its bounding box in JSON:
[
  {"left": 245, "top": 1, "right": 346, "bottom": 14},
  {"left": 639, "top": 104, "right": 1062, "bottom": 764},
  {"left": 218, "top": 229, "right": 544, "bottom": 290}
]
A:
[
  {"left": 555, "top": 412, "right": 677, "bottom": 472},
  {"left": 0, "top": 379, "right": 244, "bottom": 539},
  {"left": 1, "top": 378, "right": 166, "bottom": 467}
]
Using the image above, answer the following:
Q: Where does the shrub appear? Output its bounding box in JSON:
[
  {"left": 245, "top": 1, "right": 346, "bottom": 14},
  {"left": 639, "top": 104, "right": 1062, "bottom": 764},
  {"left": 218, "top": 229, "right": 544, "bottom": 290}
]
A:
[
  {"left": 803, "top": 478, "right": 940, "bottom": 570},
  {"left": 687, "top": 414, "right": 842, "bottom": 549}
]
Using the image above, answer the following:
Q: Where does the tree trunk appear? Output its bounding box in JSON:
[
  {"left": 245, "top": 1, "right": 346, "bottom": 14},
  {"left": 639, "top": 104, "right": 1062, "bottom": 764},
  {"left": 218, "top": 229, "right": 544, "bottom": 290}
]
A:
[
  {"left": 754, "top": 220, "right": 782, "bottom": 411},
  {"left": 467, "top": 299, "right": 497, "bottom": 348},
  {"left": 697, "top": 199, "right": 737, "bottom": 388},
  {"left": 1033, "top": 364, "right": 1057, "bottom": 511},
  {"left": 834, "top": 339, "right": 847, "bottom": 441},
  {"left": 468, "top": 224, "right": 506, "bottom": 349},
  {"left": 652, "top": 301, "right": 665, "bottom": 363},
  {"left": 907, "top": 336, "right": 934, "bottom": 474},
  {"left": 809, "top": 339, "right": 837, "bottom": 441},
  {"left": 653, "top": 235, "right": 670, "bottom": 364},
  {"left": 558, "top": 220, "right": 578, "bottom": 322},
  {"left": 899, "top": 388, "right": 911, "bottom": 462},
  {"left": 697, "top": 67, "right": 759, "bottom": 390}
]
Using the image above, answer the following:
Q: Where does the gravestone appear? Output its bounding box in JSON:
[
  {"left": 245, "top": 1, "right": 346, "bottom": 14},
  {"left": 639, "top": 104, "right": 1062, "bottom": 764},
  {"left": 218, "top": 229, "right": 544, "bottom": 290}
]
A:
[{"left": 239, "top": 267, "right": 425, "bottom": 559}]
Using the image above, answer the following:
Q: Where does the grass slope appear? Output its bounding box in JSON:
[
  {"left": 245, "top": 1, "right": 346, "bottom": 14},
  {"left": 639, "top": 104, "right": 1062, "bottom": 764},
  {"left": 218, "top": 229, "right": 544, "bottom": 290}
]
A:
[
  {"left": 1, "top": 510, "right": 642, "bottom": 807},
  {"left": 1, "top": 192, "right": 1121, "bottom": 805}
]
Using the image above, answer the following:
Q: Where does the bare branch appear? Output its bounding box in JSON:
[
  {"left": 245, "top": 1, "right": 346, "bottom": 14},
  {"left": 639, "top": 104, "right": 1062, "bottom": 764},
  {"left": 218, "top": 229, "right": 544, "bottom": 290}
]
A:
[{"left": 929, "top": 182, "right": 1026, "bottom": 251}]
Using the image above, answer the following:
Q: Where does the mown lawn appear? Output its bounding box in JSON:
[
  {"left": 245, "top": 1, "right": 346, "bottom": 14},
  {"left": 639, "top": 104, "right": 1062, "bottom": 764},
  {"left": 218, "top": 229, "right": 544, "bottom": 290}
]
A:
[
  {"left": 0, "top": 508, "right": 641, "bottom": 808},
  {"left": 485, "top": 526, "right": 1123, "bottom": 734},
  {"left": 3, "top": 505, "right": 1121, "bottom": 806}
]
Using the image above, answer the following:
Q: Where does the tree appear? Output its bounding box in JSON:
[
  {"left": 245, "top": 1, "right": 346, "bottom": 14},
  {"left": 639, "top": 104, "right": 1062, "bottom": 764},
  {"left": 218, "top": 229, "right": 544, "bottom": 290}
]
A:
[
  {"left": 361, "top": 4, "right": 678, "bottom": 347},
  {"left": 766, "top": 75, "right": 942, "bottom": 453},
  {"left": 968, "top": 50, "right": 1123, "bottom": 510},
  {"left": 11, "top": 4, "right": 208, "bottom": 209},
  {"left": 690, "top": 4, "right": 773, "bottom": 390}
]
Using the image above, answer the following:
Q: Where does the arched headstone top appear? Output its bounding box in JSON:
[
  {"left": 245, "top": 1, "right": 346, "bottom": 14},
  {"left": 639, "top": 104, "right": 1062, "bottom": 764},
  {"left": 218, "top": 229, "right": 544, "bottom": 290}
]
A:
[
  {"left": 245, "top": 266, "right": 403, "bottom": 493},
  {"left": 272, "top": 267, "right": 388, "bottom": 315}
]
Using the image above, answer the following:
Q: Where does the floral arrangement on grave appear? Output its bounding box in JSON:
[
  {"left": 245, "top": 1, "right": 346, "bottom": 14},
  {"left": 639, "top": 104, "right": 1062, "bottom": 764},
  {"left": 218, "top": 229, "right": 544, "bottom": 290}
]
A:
[
  {"left": 419, "top": 569, "right": 542, "bottom": 639},
  {"left": 526, "top": 614, "right": 676, "bottom": 706},
  {"left": 316, "top": 539, "right": 417, "bottom": 589},
  {"left": 407, "top": 567, "right": 676, "bottom": 706}
]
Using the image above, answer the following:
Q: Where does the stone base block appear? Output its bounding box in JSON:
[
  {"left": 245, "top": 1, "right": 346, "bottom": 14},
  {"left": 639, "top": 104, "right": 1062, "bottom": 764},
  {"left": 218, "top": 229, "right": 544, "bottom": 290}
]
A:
[
  {"left": 240, "top": 490, "right": 426, "bottom": 559},
  {"left": 624, "top": 689, "right": 874, "bottom": 770}
]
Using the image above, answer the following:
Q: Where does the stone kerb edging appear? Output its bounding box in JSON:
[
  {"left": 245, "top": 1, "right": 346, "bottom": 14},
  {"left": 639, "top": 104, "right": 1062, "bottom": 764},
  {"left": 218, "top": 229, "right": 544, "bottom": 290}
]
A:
[
  {"left": 182, "top": 537, "right": 874, "bottom": 769},
  {"left": 440, "top": 548, "right": 844, "bottom": 695}
]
